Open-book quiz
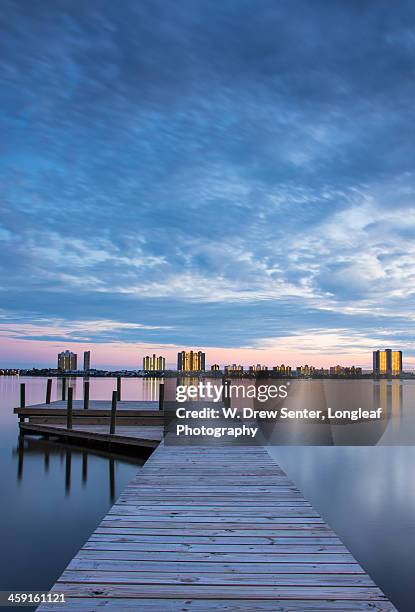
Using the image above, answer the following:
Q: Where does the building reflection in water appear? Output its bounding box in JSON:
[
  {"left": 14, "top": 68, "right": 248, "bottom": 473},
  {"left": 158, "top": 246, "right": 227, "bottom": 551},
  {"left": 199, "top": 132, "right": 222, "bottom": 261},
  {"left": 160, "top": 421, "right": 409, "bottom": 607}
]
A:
[
  {"left": 15, "top": 436, "right": 145, "bottom": 503},
  {"left": 56, "top": 377, "right": 78, "bottom": 400},
  {"left": 373, "top": 379, "right": 403, "bottom": 418},
  {"left": 391, "top": 379, "right": 403, "bottom": 416},
  {"left": 142, "top": 377, "right": 164, "bottom": 401}
]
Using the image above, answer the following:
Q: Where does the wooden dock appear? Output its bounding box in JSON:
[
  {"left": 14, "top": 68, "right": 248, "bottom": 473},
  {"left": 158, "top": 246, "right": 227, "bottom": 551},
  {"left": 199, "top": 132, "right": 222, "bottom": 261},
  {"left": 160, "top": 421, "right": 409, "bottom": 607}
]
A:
[
  {"left": 37, "top": 443, "right": 396, "bottom": 611},
  {"left": 15, "top": 397, "right": 164, "bottom": 450}
]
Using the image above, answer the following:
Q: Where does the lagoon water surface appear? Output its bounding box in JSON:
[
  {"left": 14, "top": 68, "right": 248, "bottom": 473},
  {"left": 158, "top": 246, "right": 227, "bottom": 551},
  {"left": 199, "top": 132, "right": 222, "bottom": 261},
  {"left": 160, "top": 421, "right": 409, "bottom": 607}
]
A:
[
  {"left": 0, "top": 376, "right": 159, "bottom": 611},
  {"left": 1, "top": 376, "right": 414, "bottom": 610}
]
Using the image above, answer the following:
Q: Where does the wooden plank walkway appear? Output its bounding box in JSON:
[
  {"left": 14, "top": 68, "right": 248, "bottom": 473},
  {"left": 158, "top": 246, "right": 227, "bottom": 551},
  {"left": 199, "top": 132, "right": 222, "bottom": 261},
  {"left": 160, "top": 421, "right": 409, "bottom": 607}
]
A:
[{"left": 37, "top": 444, "right": 396, "bottom": 611}]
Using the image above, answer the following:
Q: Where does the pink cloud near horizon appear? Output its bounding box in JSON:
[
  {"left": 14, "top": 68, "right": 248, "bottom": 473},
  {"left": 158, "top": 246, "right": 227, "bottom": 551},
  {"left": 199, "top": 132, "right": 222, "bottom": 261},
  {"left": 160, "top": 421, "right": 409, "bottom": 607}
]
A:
[{"left": 1, "top": 335, "right": 411, "bottom": 370}]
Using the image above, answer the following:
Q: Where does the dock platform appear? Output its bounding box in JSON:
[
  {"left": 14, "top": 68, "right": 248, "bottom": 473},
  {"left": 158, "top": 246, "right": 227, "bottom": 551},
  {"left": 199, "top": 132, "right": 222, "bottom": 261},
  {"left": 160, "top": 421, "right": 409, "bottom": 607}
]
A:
[
  {"left": 37, "top": 443, "right": 396, "bottom": 611},
  {"left": 15, "top": 398, "right": 164, "bottom": 450}
]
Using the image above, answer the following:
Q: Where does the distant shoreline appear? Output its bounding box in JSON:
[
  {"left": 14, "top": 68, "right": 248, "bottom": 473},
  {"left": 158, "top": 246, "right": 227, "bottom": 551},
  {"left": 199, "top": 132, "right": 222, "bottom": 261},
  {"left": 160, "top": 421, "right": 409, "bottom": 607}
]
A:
[{"left": 2, "top": 369, "right": 414, "bottom": 380}]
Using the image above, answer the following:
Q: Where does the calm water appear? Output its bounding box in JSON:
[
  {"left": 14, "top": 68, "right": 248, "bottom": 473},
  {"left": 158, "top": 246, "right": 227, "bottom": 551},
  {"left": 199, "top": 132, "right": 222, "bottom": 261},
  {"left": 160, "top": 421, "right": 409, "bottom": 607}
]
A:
[
  {"left": 268, "top": 445, "right": 415, "bottom": 611},
  {"left": 0, "top": 376, "right": 162, "bottom": 610},
  {"left": 265, "top": 379, "right": 415, "bottom": 610},
  {"left": 1, "top": 376, "right": 414, "bottom": 610}
]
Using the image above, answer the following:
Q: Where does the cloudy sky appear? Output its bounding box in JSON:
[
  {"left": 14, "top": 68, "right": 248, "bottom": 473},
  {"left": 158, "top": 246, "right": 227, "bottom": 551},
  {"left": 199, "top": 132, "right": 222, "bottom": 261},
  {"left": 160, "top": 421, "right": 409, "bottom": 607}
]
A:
[{"left": 1, "top": 0, "right": 415, "bottom": 368}]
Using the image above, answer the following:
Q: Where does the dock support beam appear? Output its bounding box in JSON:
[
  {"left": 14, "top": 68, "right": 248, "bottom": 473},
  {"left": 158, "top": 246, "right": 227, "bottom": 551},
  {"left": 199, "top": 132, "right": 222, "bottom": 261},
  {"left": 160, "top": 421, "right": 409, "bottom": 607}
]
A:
[
  {"left": 62, "top": 378, "right": 67, "bottom": 401},
  {"left": 110, "top": 390, "right": 117, "bottom": 435},
  {"left": 83, "top": 381, "right": 90, "bottom": 410},
  {"left": 117, "top": 377, "right": 121, "bottom": 401},
  {"left": 46, "top": 378, "right": 52, "bottom": 404},
  {"left": 159, "top": 382, "right": 164, "bottom": 411},
  {"left": 67, "top": 387, "right": 73, "bottom": 430}
]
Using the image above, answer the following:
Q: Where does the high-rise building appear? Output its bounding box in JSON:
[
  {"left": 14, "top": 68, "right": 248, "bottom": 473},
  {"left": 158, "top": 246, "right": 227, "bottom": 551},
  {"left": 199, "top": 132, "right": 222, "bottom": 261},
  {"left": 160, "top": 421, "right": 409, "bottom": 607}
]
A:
[
  {"left": 296, "top": 365, "right": 315, "bottom": 376},
  {"left": 224, "top": 364, "right": 244, "bottom": 374},
  {"left": 329, "top": 365, "right": 362, "bottom": 377},
  {"left": 58, "top": 350, "right": 77, "bottom": 371},
  {"left": 143, "top": 354, "right": 166, "bottom": 371},
  {"left": 373, "top": 350, "right": 402, "bottom": 375},
  {"left": 272, "top": 364, "right": 292, "bottom": 376},
  {"left": 177, "top": 350, "right": 206, "bottom": 372},
  {"left": 249, "top": 364, "right": 268, "bottom": 373},
  {"left": 83, "top": 351, "right": 91, "bottom": 370}
]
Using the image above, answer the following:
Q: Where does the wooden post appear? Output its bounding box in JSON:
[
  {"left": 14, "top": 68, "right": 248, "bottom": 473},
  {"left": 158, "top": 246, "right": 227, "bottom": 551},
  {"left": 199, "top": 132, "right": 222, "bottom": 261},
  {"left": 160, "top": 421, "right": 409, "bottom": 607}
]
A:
[
  {"left": 62, "top": 377, "right": 67, "bottom": 401},
  {"left": 20, "top": 383, "right": 26, "bottom": 408},
  {"left": 46, "top": 378, "right": 52, "bottom": 404},
  {"left": 110, "top": 390, "right": 117, "bottom": 435},
  {"left": 117, "top": 377, "right": 121, "bottom": 401},
  {"left": 159, "top": 382, "right": 165, "bottom": 411},
  {"left": 83, "top": 381, "right": 90, "bottom": 410},
  {"left": 67, "top": 387, "right": 73, "bottom": 430}
]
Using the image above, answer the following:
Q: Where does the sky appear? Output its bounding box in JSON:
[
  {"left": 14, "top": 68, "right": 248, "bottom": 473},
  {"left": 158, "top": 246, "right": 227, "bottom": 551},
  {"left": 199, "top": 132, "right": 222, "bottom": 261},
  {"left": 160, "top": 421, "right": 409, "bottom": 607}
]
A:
[{"left": 1, "top": 0, "right": 415, "bottom": 369}]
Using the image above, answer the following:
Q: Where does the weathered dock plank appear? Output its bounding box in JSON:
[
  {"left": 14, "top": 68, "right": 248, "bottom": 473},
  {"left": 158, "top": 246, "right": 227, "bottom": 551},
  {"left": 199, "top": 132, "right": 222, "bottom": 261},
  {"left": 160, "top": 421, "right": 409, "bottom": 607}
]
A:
[
  {"left": 19, "top": 422, "right": 163, "bottom": 449},
  {"left": 37, "top": 444, "right": 396, "bottom": 611},
  {"left": 37, "top": 599, "right": 396, "bottom": 611}
]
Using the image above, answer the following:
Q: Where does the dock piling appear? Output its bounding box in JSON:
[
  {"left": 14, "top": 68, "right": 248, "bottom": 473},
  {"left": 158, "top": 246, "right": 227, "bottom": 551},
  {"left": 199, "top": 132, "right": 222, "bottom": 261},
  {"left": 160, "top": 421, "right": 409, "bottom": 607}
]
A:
[
  {"left": 46, "top": 378, "right": 52, "bottom": 404},
  {"left": 61, "top": 378, "right": 67, "bottom": 401},
  {"left": 83, "top": 381, "right": 90, "bottom": 410},
  {"left": 158, "top": 382, "right": 164, "bottom": 411},
  {"left": 20, "top": 383, "right": 26, "bottom": 409},
  {"left": 67, "top": 387, "right": 73, "bottom": 430},
  {"left": 117, "top": 377, "right": 121, "bottom": 401},
  {"left": 110, "top": 390, "right": 117, "bottom": 435}
]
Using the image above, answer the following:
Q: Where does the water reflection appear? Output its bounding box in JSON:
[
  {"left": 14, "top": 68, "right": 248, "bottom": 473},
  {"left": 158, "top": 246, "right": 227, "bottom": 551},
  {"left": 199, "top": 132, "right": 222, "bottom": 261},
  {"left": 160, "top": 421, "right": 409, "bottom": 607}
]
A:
[
  {"left": 0, "top": 376, "right": 146, "bottom": 600},
  {"left": 142, "top": 377, "right": 163, "bottom": 401},
  {"left": 82, "top": 451, "right": 87, "bottom": 484},
  {"left": 165, "top": 378, "right": 409, "bottom": 446},
  {"left": 3, "top": 375, "right": 415, "bottom": 611},
  {"left": 14, "top": 436, "right": 145, "bottom": 503},
  {"left": 247, "top": 379, "right": 406, "bottom": 445},
  {"left": 267, "top": 444, "right": 415, "bottom": 612},
  {"left": 373, "top": 379, "right": 402, "bottom": 417},
  {"left": 55, "top": 377, "right": 78, "bottom": 401}
]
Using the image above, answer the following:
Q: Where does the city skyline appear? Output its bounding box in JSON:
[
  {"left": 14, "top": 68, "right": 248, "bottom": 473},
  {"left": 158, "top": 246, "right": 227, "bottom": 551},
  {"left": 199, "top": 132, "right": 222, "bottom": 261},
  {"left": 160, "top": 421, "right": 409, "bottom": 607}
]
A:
[
  {"left": 12, "top": 346, "right": 405, "bottom": 373},
  {"left": 1, "top": 2, "right": 415, "bottom": 369}
]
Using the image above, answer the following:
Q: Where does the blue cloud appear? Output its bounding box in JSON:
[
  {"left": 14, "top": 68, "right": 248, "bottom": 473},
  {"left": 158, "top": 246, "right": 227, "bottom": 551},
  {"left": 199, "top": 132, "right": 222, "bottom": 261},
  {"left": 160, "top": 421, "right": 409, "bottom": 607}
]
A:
[{"left": 1, "top": 0, "right": 415, "bottom": 359}]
